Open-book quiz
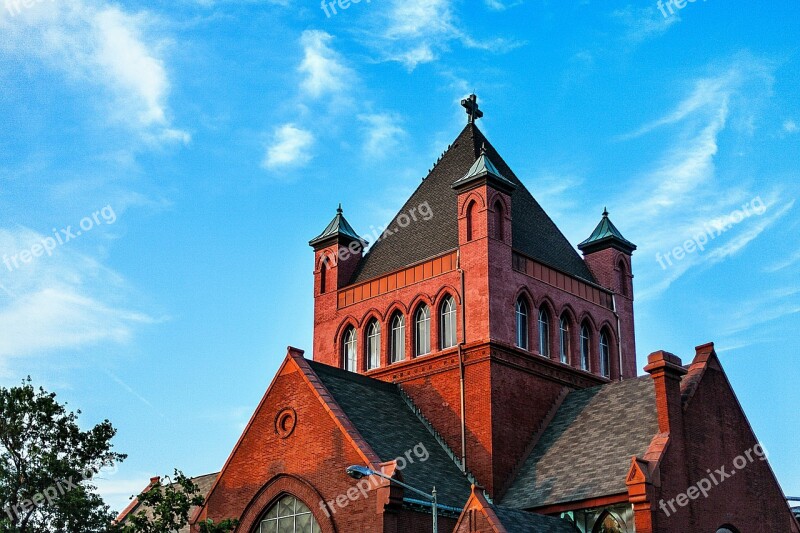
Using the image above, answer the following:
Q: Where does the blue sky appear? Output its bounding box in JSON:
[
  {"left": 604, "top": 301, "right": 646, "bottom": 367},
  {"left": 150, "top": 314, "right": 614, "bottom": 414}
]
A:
[{"left": 1, "top": 0, "right": 798, "bottom": 512}]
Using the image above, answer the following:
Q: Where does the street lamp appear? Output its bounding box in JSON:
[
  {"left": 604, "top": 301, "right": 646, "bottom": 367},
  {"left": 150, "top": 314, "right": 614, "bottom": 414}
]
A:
[{"left": 345, "top": 465, "right": 438, "bottom": 533}]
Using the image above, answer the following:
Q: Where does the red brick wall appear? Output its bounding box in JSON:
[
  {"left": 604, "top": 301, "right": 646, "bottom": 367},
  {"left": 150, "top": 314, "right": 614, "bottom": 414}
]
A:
[
  {"left": 651, "top": 360, "right": 797, "bottom": 532},
  {"left": 200, "top": 362, "right": 386, "bottom": 532}
]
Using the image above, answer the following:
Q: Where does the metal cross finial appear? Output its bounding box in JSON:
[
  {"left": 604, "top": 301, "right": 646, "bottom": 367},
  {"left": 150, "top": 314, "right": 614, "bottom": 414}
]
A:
[
  {"left": 461, "top": 94, "right": 483, "bottom": 124},
  {"left": 337, "top": 203, "right": 343, "bottom": 215},
  {"left": 602, "top": 207, "right": 609, "bottom": 217}
]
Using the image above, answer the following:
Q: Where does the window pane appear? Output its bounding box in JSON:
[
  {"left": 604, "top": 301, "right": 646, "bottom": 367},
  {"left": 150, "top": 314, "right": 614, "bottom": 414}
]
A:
[
  {"left": 441, "top": 297, "right": 457, "bottom": 349},
  {"left": 278, "top": 496, "right": 294, "bottom": 517},
  {"left": 261, "top": 520, "right": 278, "bottom": 533},
  {"left": 278, "top": 517, "right": 294, "bottom": 533},
  {"left": 559, "top": 318, "right": 569, "bottom": 364},
  {"left": 539, "top": 309, "right": 550, "bottom": 357},
  {"left": 391, "top": 314, "right": 405, "bottom": 363},
  {"left": 516, "top": 299, "right": 528, "bottom": 350},
  {"left": 416, "top": 306, "right": 430, "bottom": 356},
  {"left": 367, "top": 321, "right": 380, "bottom": 369},
  {"left": 296, "top": 514, "right": 312, "bottom": 533}
]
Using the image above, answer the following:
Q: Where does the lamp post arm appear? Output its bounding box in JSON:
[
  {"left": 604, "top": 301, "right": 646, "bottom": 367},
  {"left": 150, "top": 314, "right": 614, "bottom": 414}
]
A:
[{"left": 366, "top": 470, "right": 434, "bottom": 501}]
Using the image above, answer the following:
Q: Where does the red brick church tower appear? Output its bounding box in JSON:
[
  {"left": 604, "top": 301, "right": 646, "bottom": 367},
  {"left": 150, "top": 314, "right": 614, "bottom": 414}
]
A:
[
  {"left": 309, "top": 95, "right": 637, "bottom": 495},
  {"left": 189, "top": 96, "right": 799, "bottom": 533}
]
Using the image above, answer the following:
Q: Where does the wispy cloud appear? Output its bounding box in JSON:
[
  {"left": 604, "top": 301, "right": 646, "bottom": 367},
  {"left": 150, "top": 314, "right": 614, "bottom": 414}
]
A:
[
  {"left": 370, "top": 0, "right": 523, "bottom": 69},
  {"left": 298, "top": 30, "right": 353, "bottom": 98},
  {"left": 358, "top": 113, "right": 406, "bottom": 159},
  {"left": 764, "top": 248, "right": 800, "bottom": 273},
  {"left": 612, "top": 5, "right": 679, "bottom": 44},
  {"left": 263, "top": 123, "right": 314, "bottom": 169},
  {"left": 0, "top": 0, "right": 188, "bottom": 144}
]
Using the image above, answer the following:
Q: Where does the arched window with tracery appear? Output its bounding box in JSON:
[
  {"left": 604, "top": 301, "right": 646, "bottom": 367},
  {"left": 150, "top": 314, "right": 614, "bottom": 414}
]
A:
[
  {"left": 515, "top": 297, "right": 529, "bottom": 350},
  {"left": 538, "top": 308, "right": 551, "bottom": 357},
  {"left": 415, "top": 305, "right": 431, "bottom": 356},
  {"left": 366, "top": 319, "right": 380, "bottom": 370},
  {"left": 580, "top": 324, "right": 591, "bottom": 371},
  {"left": 257, "top": 494, "right": 321, "bottom": 533},
  {"left": 559, "top": 315, "right": 570, "bottom": 364},
  {"left": 600, "top": 330, "right": 611, "bottom": 378},
  {"left": 342, "top": 326, "right": 357, "bottom": 372},
  {"left": 390, "top": 312, "right": 405, "bottom": 363},
  {"left": 440, "top": 296, "right": 457, "bottom": 349}
]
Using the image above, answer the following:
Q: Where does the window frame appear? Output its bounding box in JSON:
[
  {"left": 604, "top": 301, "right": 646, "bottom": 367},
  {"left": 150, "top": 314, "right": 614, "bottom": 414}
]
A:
[
  {"left": 366, "top": 319, "right": 381, "bottom": 370},
  {"left": 390, "top": 312, "right": 406, "bottom": 363},
  {"left": 538, "top": 307, "right": 551, "bottom": 357},
  {"left": 515, "top": 297, "right": 529, "bottom": 350},
  {"left": 342, "top": 326, "right": 357, "bottom": 372},
  {"left": 414, "top": 305, "right": 431, "bottom": 356},
  {"left": 440, "top": 296, "right": 457, "bottom": 350}
]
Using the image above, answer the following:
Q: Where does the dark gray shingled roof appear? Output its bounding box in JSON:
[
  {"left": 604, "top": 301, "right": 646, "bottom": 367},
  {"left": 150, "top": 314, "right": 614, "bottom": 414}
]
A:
[
  {"left": 491, "top": 505, "right": 580, "bottom": 532},
  {"left": 501, "top": 376, "right": 658, "bottom": 509},
  {"left": 350, "top": 123, "right": 596, "bottom": 284},
  {"left": 307, "top": 360, "right": 472, "bottom": 509}
]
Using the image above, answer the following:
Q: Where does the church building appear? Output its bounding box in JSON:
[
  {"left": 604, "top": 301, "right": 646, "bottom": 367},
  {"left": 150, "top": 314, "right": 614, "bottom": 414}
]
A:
[{"left": 188, "top": 96, "right": 799, "bottom": 533}]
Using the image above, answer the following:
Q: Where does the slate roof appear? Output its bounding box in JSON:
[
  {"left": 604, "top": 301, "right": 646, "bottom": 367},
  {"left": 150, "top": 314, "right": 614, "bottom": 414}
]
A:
[
  {"left": 350, "top": 123, "right": 596, "bottom": 284},
  {"left": 490, "top": 505, "right": 580, "bottom": 532},
  {"left": 307, "top": 360, "right": 473, "bottom": 508},
  {"left": 501, "top": 376, "right": 658, "bottom": 509},
  {"left": 577, "top": 209, "right": 636, "bottom": 254}
]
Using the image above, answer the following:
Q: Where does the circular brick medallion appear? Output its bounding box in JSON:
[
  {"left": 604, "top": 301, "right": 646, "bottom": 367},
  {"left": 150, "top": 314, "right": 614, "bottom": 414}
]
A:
[{"left": 275, "top": 408, "right": 297, "bottom": 438}]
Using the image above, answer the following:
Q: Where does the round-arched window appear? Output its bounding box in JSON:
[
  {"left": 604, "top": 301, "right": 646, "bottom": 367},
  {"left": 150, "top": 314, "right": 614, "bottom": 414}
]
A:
[{"left": 258, "top": 494, "right": 321, "bottom": 533}]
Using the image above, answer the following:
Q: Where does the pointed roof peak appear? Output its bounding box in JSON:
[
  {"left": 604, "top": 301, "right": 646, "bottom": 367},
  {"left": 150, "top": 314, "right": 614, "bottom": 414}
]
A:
[
  {"left": 309, "top": 204, "right": 364, "bottom": 248},
  {"left": 578, "top": 208, "right": 636, "bottom": 255},
  {"left": 452, "top": 149, "right": 516, "bottom": 192}
]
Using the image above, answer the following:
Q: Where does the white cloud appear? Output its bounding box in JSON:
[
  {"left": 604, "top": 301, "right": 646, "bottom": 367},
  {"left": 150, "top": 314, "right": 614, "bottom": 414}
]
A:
[
  {"left": 358, "top": 113, "right": 406, "bottom": 159},
  {"left": 263, "top": 123, "right": 314, "bottom": 169},
  {"left": 298, "top": 30, "right": 352, "bottom": 98},
  {"left": 0, "top": 227, "right": 156, "bottom": 362},
  {"left": 612, "top": 5, "right": 679, "bottom": 44},
  {"left": 0, "top": 0, "right": 187, "bottom": 143},
  {"left": 784, "top": 120, "right": 798, "bottom": 133},
  {"left": 373, "top": 0, "right": 522, "bottom": 69}
]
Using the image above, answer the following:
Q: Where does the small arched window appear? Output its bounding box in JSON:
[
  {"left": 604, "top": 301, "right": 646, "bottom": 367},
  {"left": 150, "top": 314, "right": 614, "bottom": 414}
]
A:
[
  {"left": 591, "top": 510, "right": 625, "bottom": 533},
  {"left": 538, "top": 308, "right": 550, "bottom": 357},
  {"left": 342, "top": 326, "right": 357, "bottom": 372},
  {"left": 466, "top": 201, "right": 476, "bottom": 241},
  {"left": 618, "top": 260, "right": 629, "bottom": 297},
  {"left": 580, "top": 324, "right": 591, "bottom": 371},
  {"left": 515, "top": 297, "right": 529, "bottom": 350},
  {"left": 415, "top": 305, "right": 431, "bottom": 356},
  {"left": 390, "top": 313, "right": 405, "bottom": 363},
  {"left": 319, "top": 259, "right": 328, "bottom": 294},
  {"left": 258, "top": 494, "right": 321, "bottom": 533},
  {"left": 440, "top": 296, "right": 457, "bottom": 349},
  {"left": 366, "top": 320, "right": 381, "bottom": 370},
  {"left": 600, "top": 331, "right": 611, "bottom": 378},
  {"left": 493, "top": 200, "right": 505, "bottom": 241},
  {"left": 559, "top": 315, "right": 570, "bottom": 364}
]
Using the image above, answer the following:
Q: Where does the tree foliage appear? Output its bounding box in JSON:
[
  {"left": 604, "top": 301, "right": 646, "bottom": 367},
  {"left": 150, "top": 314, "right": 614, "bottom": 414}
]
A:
[{"left": 0, "top": 378, "right": 126, "bottom": 533}]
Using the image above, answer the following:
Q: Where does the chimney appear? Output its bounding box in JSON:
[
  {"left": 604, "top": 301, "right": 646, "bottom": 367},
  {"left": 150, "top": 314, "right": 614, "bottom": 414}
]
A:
[{"left": 644, "top": 350, "right": 687, "bottom": 434}]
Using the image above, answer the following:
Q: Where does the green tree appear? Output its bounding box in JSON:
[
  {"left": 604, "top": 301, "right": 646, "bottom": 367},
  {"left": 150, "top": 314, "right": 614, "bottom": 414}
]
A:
[
  {"left": 0, "top": 378, "right": 126, "bottom": 533},
  {"left": 116, "top": 471, "right": 237, "bottom": 533}
]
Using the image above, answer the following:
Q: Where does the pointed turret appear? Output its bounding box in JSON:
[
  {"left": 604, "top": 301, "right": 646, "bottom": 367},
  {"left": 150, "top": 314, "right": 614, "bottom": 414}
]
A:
[
  {"left": 309, "top": 204, "right": 364, "bottom": 249},
  {"left": 578, "top": 208, "right": 637, "bottom": 255},
  {"left": 309, "top": 205, "right": 365, "bottom": 298}
]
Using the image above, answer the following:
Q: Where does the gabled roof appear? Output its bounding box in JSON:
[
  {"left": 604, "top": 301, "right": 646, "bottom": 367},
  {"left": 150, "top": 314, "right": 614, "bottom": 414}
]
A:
[
  {"left": 501, "top": 376, "right": 658, "bottom": 509},
  {"left": 454, "top": 485, "right": 579, "bottom": 533},
  {"left": 309, "top": 205, "right": 363, "bottom": 248},
  {"left": 307, "top": 360, "right": 473, "bottom": 508},
  {"left": 116, "top": 472, "right": 218, "bottom": 533},
  {"left": 350, "top": 123, "right": 596, "bottom": 283},
  {"left": 577, "top": 209, "right": 636, "bottom": 255}
]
